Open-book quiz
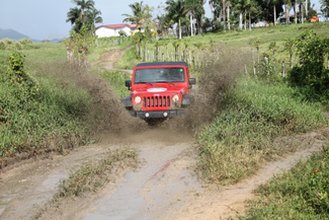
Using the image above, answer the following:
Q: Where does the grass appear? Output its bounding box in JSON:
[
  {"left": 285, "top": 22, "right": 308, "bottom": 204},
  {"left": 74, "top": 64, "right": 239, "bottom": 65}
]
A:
[
  {"left": 0, "top": 43, "right": 93, "bottom": 162},
  {"left": 114, "top": 46, "right": 140, "bottom": 70},
  {"left": 240, "top": 146, "right": 329, "bottom": 219},
  {"left": 0, "top": 65, "right": 91, "bottom": 158},
  {"left": 101, "top": 69, "right": 130, "bottom": 98},
  {"left": 117, "top": 23, "right": 329, "bottom": 70},
  {"left": 197, "top": 78, "right": 328, "bottom": 185}
]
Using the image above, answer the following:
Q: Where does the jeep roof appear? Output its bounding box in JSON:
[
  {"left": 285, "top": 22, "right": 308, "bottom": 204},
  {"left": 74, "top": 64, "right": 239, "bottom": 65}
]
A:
[{"left": 135, "top": 61, "right": 188, "bottom": 67}]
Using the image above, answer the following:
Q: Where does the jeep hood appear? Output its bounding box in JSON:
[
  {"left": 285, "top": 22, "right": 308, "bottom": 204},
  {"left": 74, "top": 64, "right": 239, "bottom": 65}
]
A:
[{"left": 132, "top": 83, "right": 186, "bottom": 95}]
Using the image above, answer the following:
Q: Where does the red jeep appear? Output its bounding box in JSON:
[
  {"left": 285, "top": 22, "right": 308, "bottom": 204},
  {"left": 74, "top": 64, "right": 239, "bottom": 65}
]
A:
[{"left": 123, "top": 61, "right": 196, "bottom": 121}]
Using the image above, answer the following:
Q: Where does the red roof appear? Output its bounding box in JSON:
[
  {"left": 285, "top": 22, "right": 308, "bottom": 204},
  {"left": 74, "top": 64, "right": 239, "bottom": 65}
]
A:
[{"left": 97, "top": 24, "right": 137, "bottom": 30}]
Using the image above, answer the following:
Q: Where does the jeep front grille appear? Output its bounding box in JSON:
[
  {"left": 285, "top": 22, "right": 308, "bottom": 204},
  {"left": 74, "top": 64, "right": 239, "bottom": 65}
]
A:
[{"left": 143, "top": 96, "right": 171, "bottom": 108}]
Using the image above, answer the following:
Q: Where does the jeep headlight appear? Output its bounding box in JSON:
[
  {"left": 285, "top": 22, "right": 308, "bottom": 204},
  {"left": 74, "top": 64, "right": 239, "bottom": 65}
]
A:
[
  {"left": 172, "top": 94, "right": 180, "bottom": 102},
  {"left": 134, "top": 96, "right": 142, "bottom": 104}
]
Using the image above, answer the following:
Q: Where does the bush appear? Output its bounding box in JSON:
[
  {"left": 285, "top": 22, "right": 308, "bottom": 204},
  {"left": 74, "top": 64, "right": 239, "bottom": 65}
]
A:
[
  {"left": 288, "top": 31, "right": 329, "bottom": 101},
  {"left": 0, "top": 52, "right": 91, "bottom": 158}
]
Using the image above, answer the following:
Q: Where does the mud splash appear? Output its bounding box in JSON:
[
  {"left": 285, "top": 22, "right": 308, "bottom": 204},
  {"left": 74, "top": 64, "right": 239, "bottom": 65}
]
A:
[
  {"left": 35, "top": 61, "right": 146, "bottom": 133},
  {"left": 165, "top": 46, "right": 250, "bottom": 130}
]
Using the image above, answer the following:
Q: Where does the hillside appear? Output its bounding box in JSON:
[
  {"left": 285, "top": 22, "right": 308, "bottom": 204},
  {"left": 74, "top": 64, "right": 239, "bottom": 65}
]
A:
[{"left": 0, "top": 28, "right": 31, "bottom": 40}]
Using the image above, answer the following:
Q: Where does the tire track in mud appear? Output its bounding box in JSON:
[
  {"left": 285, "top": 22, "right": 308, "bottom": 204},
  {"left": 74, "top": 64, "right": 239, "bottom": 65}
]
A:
[{"left": 81, "top": 136, "right": 198, "bottom": 220}]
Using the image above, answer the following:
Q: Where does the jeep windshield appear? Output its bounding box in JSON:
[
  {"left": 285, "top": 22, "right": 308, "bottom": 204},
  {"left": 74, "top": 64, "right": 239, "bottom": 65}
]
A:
[{"left": 134, "top": 68, "right": 185, "bottom": 84}]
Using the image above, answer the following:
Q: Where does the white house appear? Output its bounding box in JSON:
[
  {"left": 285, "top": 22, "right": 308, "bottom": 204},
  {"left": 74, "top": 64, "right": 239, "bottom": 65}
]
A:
[{"left": 95, "top": 24, "right": 137, "bottom": 38}]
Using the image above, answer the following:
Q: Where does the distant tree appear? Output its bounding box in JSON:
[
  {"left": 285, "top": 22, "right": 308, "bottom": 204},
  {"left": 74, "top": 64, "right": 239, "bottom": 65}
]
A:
[
  {"left": 155, "top": 14, "right": 172, "bottom": 37},
  {"left": 122, "top": 1, "right": 152, "bottom": 30},
  {"left": 165, "top": 0, "right": 187, "bottom": 39},
  {"left": 66, "top": 0, "right": 102, "bottom": 34},
  {"left": 212, "top": 0, "right": 228, "bottom": 30},
  {"left": 209, "top": 0, "right": 222, "bottom": 21},
  {"left": 256, "top": 0, "right": 284, "bottom": 24},
  {"left": 321, "top": 0, "right": 329, "bottom": 18},
  {"left": 239, "top": 0, "right": 260, "bottom": 30},
  {"left": 185, "top": 0, "right": 205, "bottom": 34},
  {"left": 235, "top": 0, "right": 249, "bottom": 30}
]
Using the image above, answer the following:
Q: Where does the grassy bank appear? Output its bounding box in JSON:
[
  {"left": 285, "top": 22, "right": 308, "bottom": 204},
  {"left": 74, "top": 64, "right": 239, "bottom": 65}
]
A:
[
  {"left": 0, "top": 43, "right": 92, "bottom": 163},
  {"left": 101, "top": 70, "right": 130, "bottom": 98},
  {"left": 197, "top": 78, "right": 328, "bottom": 185},
  {"left": 241, "top": 146, "right": 329, "bottom": 219}
]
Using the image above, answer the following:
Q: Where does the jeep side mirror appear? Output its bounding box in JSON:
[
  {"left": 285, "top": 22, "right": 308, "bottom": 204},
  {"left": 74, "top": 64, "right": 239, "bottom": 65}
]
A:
[
  {"left": 189, "top": 78, "right": 196, "bottom": 85},
  {"left": 125, "top": 80, "right": 132, "bottom": 90}
]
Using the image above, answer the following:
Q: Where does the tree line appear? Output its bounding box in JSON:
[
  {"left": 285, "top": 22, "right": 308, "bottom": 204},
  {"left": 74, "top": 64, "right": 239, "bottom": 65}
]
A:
[{"left": 122, "top": 0, "right": 322, "bottom": 40}]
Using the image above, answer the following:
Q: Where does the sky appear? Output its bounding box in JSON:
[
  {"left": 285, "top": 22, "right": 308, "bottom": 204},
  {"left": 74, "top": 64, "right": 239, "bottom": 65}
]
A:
[{"left": 0, "top": 0, "right": 322, "bottom": 40}]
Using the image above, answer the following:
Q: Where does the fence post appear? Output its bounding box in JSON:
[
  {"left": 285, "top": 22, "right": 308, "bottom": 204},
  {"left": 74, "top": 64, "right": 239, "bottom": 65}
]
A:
[{"left": 281, "top": 61, "right": 286, "bottom": 78}]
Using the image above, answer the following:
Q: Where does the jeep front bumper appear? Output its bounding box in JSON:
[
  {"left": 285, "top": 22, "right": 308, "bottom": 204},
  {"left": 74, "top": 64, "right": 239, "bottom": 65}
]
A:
[{"left": 131, "top": 109, "right": 184, "bottom": 119}]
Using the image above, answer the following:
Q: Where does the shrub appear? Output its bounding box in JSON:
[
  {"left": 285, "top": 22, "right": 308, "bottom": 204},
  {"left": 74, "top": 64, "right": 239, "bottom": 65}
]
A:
[
  {"left": 288, "top": 31, "right": 329, "bottom": 101},
  {"left": 0, "top": 52, "right": 91, "bottom": 158}
]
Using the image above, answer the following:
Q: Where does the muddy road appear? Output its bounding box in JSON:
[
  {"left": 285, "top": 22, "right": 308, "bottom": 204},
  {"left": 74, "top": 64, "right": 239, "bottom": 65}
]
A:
[{"left": 1, "top": 127, "right": 328, "bottom": 220}]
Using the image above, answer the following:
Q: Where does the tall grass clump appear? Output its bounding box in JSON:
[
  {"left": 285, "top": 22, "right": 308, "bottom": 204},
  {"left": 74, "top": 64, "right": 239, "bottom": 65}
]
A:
[
  {"left": 0, "top": 51, "right": 91, "bottom": 163},
  {"left": 241, "top": 146, "right": 329, "bottom": 219},
  {"left": 197, "top": 78, "right": 328, "bottom": 185}
]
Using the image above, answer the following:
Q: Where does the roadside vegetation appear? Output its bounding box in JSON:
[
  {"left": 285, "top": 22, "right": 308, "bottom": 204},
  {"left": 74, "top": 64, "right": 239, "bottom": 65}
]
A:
[
  {"left": 241, "top": 146, "right": 329, "bottom": 219},
  {"left": 197, "top": 79, "right": 328, "bottom": 184},
  {"left": 0, "top": 49, "right": 91, "bottom": 163},
  {"left": 101, "top": 70, "right": 130, "bottom": 98}
]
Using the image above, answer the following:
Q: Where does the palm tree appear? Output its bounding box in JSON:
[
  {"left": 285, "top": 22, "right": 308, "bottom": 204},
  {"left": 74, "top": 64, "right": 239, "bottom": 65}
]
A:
[
  {"left": 234, "top": 0, "right": 244, "bottom": 30},
  {"left": 87, "top": 8, "right": 103, "bottom": 33},
  {"left": 66, "top": 0, "right": 102, "bottom": 34},
  {"left": 122, "top": 1, "right": 152, "bottom": 30},
  {"left": 185, "top": 0, "right": 205, "bottom": 35},
  {"left": 243, "top": 0, "right": 259, "bottom": 31},
  {"left": 165, "top": 0, "right": 187, "bottom": 39},
  {"left": 67, "top": 7, "right": 82, "bottom": 33}
]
